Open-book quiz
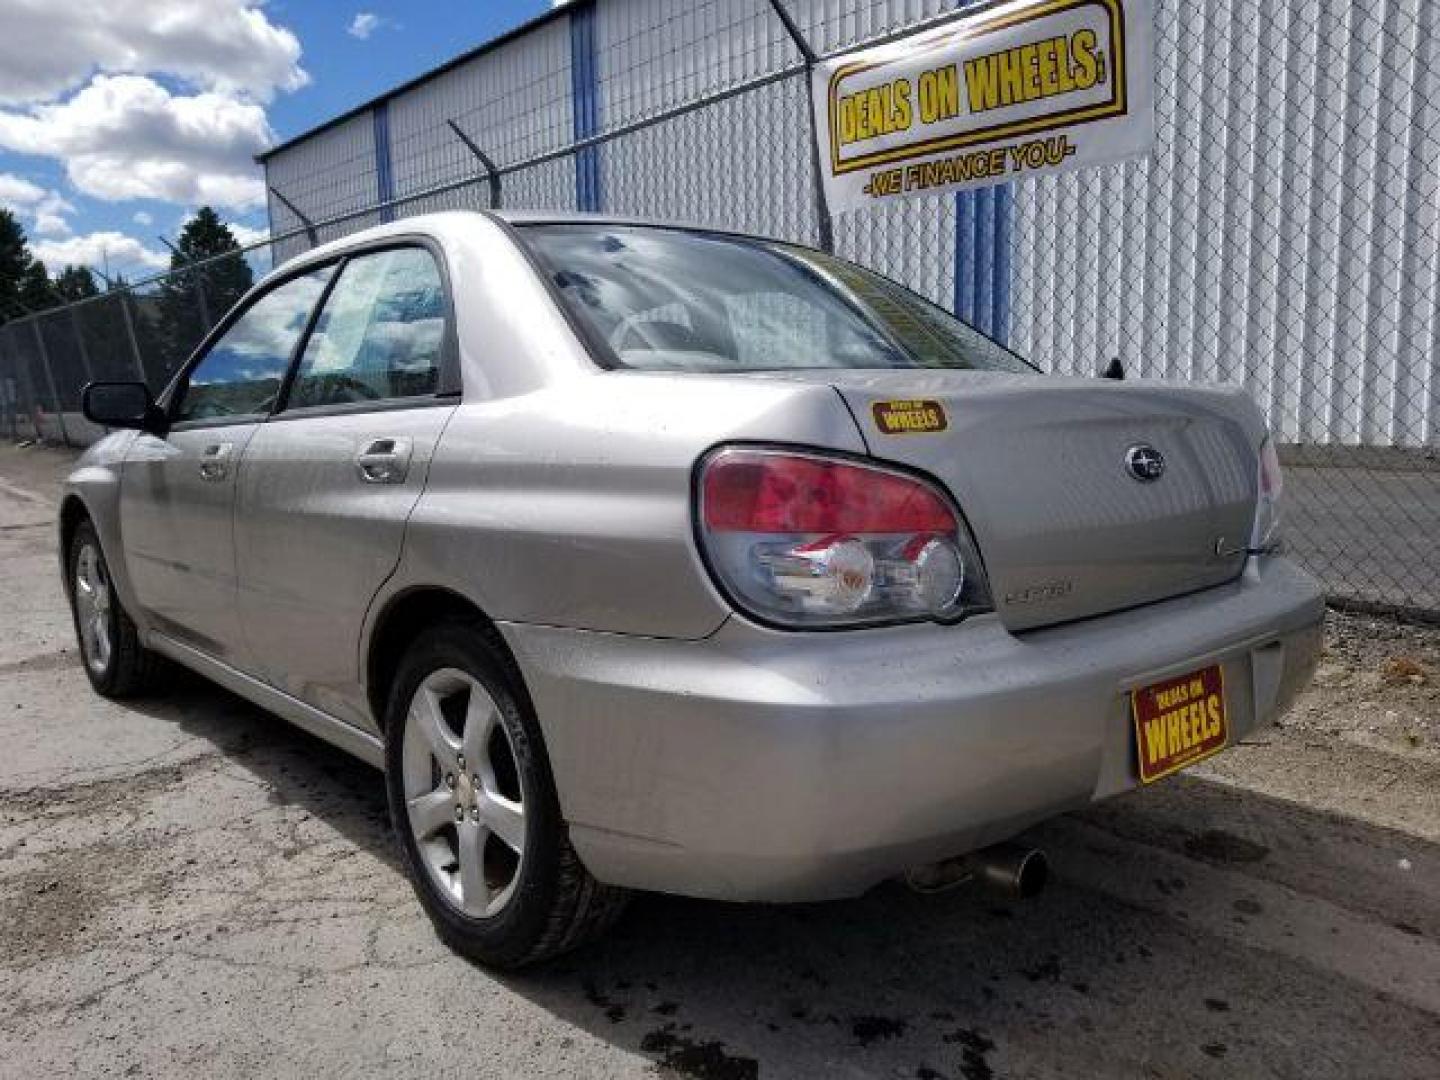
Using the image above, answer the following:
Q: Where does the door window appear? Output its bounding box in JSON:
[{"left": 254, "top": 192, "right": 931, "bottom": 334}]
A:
[
  {"left": 172, "top": 268, "right": 332, "bottom": 423},
  {"left": 285, "top": 247, "right": 446, "bottom": 410}
]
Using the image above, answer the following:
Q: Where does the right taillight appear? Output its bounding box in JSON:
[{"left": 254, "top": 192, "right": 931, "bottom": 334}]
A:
[
  {"left": 1249, "top": 436, "right": 1284, "bottom": 553},
  {"left": 696, "top": 446, "right": 992, "bottom": 629}
]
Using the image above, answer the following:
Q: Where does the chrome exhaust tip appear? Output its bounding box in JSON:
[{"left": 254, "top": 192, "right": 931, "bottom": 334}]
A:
[
  {"left": 905, "top": 843, "right": 1049, "bottom": 899},
  {"left": 971, "top": 843, "right": 1048, "bottom": 900}
]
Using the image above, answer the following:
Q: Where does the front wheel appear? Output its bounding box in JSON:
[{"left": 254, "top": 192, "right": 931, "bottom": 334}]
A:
[
  {"left": 68, "top": 520, "right": 162, "bottom": 698},
  {"left": 384, "top": 620, "right": 628, "bottom": 968}
]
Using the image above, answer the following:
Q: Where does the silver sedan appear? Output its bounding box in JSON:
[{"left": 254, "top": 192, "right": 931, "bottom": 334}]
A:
[{"left": 61, "top": 212, "right": 1323, "bottom": 967}]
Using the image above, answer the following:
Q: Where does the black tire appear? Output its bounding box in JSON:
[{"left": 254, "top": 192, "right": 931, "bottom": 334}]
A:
[
  {"left": 67, "top": 519, "right": 163, "bottom": 698},
  {"left": 384, "top": 618, "right": 629, "bottom": 968}
]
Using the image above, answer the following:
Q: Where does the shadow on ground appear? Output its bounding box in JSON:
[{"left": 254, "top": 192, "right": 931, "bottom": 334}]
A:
[{"left": 102, "top": 665, "right": 1440, "bottom": 1080}]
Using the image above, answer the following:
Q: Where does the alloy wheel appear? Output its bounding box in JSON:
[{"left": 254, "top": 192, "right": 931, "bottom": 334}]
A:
[
  {"left": 73, "top": 542, "right": 113, "bottom": 676},
  {"left": 401, "top": 668, "right": 527, "bottom": 918}
]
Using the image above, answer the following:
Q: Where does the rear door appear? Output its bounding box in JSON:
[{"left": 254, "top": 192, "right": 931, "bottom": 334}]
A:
[
  {"left": 120, "top": 268, "right": 333, "bottom": 662},
  {"left": 233, "top": 244, "right": 458, "bottom": 730}
]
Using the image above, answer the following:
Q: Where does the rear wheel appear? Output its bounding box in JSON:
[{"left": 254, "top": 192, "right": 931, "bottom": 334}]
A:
[
  {"left": 67, "top": 520, "right": 162, "bottom": 698},
  {"left": 384, "top": 620, "right": 628, "bottom": 968}
]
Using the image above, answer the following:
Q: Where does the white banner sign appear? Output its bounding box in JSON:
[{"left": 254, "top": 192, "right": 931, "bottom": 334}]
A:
[{"left": 811, "top": 0, "right": 1155, "bottom": 213}]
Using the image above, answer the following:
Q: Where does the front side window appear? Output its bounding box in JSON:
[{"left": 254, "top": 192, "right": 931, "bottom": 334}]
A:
[
  {"left": 173, "top": 268, "right": 332, "bottom": 423},
  {"left": 285, "top": 247, "right": 446, "bottom": 411},
  {"left": 518, "top": 224, "right": 1033, "bottom": 375}
]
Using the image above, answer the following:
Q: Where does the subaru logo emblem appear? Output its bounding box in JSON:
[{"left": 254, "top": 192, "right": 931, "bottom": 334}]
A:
[{"left": 1125, "top": 443, "right": 1165, "bottom": 482}]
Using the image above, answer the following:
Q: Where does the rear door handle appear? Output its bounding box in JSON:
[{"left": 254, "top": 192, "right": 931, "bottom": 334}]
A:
[
  {"left": 198, "top": 442, "right": 234, "bottom": 482},
  {"left": 355, "top": 437, "right": 413, "bottom": 484}
]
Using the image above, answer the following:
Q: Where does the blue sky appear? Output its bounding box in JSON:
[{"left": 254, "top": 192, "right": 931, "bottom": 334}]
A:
[{"left": 0, "top": 0, "right": 551, "bottom": 280}]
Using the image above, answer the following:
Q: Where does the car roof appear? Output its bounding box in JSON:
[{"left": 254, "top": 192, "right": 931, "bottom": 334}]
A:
[{"left": 261, "top": 210, "right": 786, "bottom": 286}]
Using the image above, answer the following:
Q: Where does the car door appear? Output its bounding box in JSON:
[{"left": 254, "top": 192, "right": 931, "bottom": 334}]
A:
[
  {"left": 120, "top": 268, "right": 334, "bottom": 663},
  {"left": 234, "top": 244, "right": 458, "bottom": 730}
]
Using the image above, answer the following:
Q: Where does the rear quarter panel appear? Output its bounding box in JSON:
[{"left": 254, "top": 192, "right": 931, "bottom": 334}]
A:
[{"left": 381, "top": 373, "right": 868, "bottom": 639}]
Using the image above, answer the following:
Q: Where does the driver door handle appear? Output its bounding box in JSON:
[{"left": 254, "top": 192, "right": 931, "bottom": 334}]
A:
[
  {"left": 356, "top": 437, "right": 413, "bottom": 485},
  {"left": 198, "top": 442, "right": 234, "bottom": 482}
]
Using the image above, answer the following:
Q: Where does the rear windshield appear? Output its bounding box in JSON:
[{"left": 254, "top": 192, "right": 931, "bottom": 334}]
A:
[{"left": 517, "top": 224, "right": 1034, "bottom": 375}]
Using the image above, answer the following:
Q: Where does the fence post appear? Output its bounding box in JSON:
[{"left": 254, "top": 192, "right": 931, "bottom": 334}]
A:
[
  {"left": 0, "top": 326, "right": 16, "bottom": 440},
  {"left": 117, "top": 290, "right": 149, "bottom": 385},
  {"left": 765, "top": 0, "right": 835, "bottom": 253},
  {"left": 268, "top": 187, "right": 319, "bottom": 247},
  {"left": 1, "top": 320, "right": 35, "bottom": 441},
  {"left": 29, "top": 319, "right": 70, "bottom": 446},
  {"left": 158, "top": 237, "right": 212, "bottom": 331},
  {"left": 446, "top": 120, "right": 504, "bottom": 209},
  {"left": 67, "top": 304, "right": 95, "bottom": 383}
]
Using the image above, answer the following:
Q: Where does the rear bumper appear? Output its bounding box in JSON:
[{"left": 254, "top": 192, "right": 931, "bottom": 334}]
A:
[{"left": 502, "top": 557, "right": 1324, "bottom": 902}]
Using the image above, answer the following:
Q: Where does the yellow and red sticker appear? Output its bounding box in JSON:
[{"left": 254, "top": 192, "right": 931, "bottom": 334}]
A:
[
  {"left": 1131, "top": 664, "right": 1228, "bottom": 784},
  {"left": 872, "top": 399, "right": 948, "bottom": 434}
]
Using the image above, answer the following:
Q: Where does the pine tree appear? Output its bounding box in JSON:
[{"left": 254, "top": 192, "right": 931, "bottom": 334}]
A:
[
  {"left": 53, "top": 265, "right": 100, "bottom": 302},
  {"left": 0, "top": 209, "right": 30, "bottom": 320},
  {"left": 17, "top": 260, "right": 53, "bottom": 313},
  {"left": 155, "top": 207, "right": 255, "bottom": 367}
]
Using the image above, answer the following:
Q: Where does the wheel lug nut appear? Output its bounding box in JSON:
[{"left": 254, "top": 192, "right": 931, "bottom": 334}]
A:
[
  {"left": 471, "top": 774, "right": 481, "bottom": 788},
  {"left": 457, "top": 755, "right": 466, "bottom": 770},
  {"left": 454, "top": 806, "right": 465, "bottom": 822},
  {"left": 470, "top": 808, "right": 480, "bottom": 821},
  {"left": 445, "top": 774, "right": 455, "bottom": 789}
]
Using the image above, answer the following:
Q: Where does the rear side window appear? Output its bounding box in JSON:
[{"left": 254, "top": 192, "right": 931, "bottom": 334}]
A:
[
  {"left": 284, "top": 247, "right": 446, "bottom": 411},
  {"left": 517, "top": 224, "right": 1033, "bottom": 374},
  {"left": 173, "top": 268, "right": 332, "bottom": 423}
]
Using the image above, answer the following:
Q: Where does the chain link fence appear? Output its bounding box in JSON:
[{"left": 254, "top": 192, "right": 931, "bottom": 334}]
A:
[{"left": 1, "top": 0, "right": 1436, "bottom": 619}]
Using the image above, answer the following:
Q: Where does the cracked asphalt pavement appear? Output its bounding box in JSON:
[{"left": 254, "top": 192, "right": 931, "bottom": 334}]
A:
[{"left": 1, "top": 441, "right": 1438, "bottom": 1079}]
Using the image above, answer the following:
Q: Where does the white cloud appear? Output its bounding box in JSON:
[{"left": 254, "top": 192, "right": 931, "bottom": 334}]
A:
[
  {"left": 30, "top": 230, "right": 168, "bottom": 273},
  {"left": 0, "top": 75, "right": 273, "bottom": 211},
  {"left": 0, "top": 2, "right": 308, "bottom": 249},
  {"left": 32, "top": 191, "right": 75, "bottom": 235},
  {"left": 0, "top": 172, "right": 45, "bottom": 205},
  {"left": 348, "top": 13, "right": 383, "bottom": 39},
  {"left": 0, "top": 0, "right": 306, "bottom": 106},
  {"left": 226, "top": 221, "right": 270, "bottom": 249},
  {"left": 0, "top": 171, "right": 75, "bottom": 235}
]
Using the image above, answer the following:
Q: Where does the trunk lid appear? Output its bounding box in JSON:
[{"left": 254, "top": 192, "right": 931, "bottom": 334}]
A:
[{"left": 763, "top": 370, "right": 1262, "bottom": 631}]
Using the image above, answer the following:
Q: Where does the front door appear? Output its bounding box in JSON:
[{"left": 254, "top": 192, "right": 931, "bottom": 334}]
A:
[
  {"left": 233, "top": 245, "right": 456, "bottom": 729},
  {"left": 120, "top": 267, "right": 334, "bottom": 663}
]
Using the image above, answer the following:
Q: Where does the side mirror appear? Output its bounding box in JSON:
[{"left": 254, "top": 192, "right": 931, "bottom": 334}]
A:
[{"left": 81, "top": 381, "right": 167, "bottom": 435}]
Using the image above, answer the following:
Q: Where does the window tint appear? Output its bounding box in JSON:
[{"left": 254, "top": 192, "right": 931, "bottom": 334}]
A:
[
  {"left": 789, "top": 249, "right": 1033, "bottom": 374},
  {"left": 285, "top": 247, "right": 445, "bottom": 410},
  {"left": 173, "top": 269, "right": 331, "bottom": 423},
  {"left": 519, "top": 225, "right": 1033, "bottom": 374}
]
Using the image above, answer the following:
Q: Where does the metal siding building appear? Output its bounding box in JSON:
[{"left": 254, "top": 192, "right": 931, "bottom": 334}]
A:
[
  {"left": 1009, "top": 0, "right": 1440, "bottom": 447},
  {"left": 387, "top": 16, "right": 576, "bottom": 220},
  {"left": 258, "top": 0, "right": 1439, "bottom": 447},
  {"left": 265, "top": 111, "right": 380, "bottom": 264}
]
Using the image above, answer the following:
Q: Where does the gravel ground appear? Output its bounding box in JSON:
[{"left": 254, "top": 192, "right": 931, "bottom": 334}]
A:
[{"left": 1, "top": 439, "right": 1437, "bottom": 1080}]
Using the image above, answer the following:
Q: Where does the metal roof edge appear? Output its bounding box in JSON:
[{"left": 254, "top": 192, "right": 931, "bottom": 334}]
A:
[{"left": 255, "top": 2, "right": 579, "bottom": 164}]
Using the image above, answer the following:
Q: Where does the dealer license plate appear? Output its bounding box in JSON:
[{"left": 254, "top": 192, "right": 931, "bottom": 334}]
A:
[{"left": 1131, "top": 664, "right": 1228, "bottom": 784}]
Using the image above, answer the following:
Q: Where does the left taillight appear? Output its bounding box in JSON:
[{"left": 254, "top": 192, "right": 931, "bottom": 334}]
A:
[
  {"left": 696, "top": 447, "right": 992, "bottom": 629},
  {"left": 1249, "top": 435, "right": 1284, "bottom": 553}
]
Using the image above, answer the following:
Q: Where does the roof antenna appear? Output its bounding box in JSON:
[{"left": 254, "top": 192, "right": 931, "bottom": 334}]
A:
[{"left": 1102, "top": 356, "right": 1126, "bottom": 380}]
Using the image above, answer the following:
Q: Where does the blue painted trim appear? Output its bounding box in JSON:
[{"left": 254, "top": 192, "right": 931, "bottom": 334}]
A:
[
  {"left": 954, "top": 191, "right": 976, "bottom": 324},
  {"left": 947, "top": 0, "right": 1011, "bottom": 346},
  {"left": 993, "top": 183, "right": 1013, "bottom": 345},
  {"left": 570, "top": 1, "right": 602, "bottom": 211},
  {"left": 974, "top": 187, "right": 996, "bottom": 337},
  {"left": 953, "top": 183, "right": 1012, "bottom": 345},
  {"left": 373, "top": 102, "right": 395, "bottom": 223}
]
